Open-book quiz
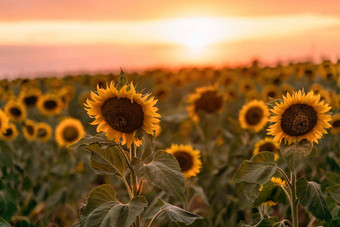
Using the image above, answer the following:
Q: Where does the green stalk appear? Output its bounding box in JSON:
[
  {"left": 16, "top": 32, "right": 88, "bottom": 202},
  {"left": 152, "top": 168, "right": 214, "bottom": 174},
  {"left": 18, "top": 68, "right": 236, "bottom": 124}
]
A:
[
  {"left": 147, "top": 209, "right": 165, "bottom": 227},
  {"left": 290, "top": 171, "right": 298, "bottom": 227}
]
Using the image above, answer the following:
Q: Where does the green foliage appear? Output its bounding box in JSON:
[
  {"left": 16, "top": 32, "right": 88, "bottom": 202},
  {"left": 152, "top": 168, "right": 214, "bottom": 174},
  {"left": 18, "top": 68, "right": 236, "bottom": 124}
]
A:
[
  {"left": 280, "top": 140, "right": 313, "bottom": 171},
  {"left": 253, "top": 181, "right": 286, "bottom": 207},
  {"left": 326, "top": 185, "right": 340, "bottom": 204},
  {"left": 296, "top": 177, "right": 332, "bottom": 221}
]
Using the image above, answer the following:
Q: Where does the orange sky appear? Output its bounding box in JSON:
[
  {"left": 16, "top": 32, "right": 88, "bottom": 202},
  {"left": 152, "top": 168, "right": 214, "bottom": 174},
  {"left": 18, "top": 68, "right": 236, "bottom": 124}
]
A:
[{"left": 1, "top": 0, "right": 340, "bottom": 78}]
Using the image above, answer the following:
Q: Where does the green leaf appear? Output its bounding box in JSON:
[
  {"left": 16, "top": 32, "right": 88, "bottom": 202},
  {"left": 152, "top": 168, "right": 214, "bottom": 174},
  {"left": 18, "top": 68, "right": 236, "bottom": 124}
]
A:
[
  {"left": 232, "top": 161, "right": 277, "bottom": 185},
  {"left": 254, "top": 217, "right": 279, "bottom": 227},
  {"left": 251, "top": 152, "right": 275, "bottom": 163},
  {"left": 296, "top": 177, "right": 332, "bottom": 221},
  {"left": 326, "top": 185, "right": 340, "bottom": 204},
  {"left": 135, "top": 151, "right": 185, "bottom": 201},
  {"left": 280, "top": 140, "right": 313, "bottom": 171},
  {"left": 82, "top": 144, "right": 127, "bottom": 177},
  {"left": 0, "top": 190, "right": 18, "bottom": 221},
  {"left": 0, "top": 217, "right": 11, "bottom": 227},
  {"left": 117, "top": 68, "right": 128, "bottom": 90},
  {"left": 159, "top": 199, "right": 204, "bottom": 225},
  {"left": 141, "top": 134, "right": 155, "bottom": 163},
  {"left": 253, "top": 181, "right": 287, "bottom": 207},
  {"left": 70, "top": 133, "right": 116, "bottom": 150},
  {"left": 81, "top": 184, "right": 147, "bottom": 227}
]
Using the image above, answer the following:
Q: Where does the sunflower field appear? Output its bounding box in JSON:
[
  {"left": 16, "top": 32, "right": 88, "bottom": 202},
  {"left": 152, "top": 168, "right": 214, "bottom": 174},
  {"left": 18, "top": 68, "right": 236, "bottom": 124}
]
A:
[{"left": 1, "top": 60, "right": 340, "bottom": 227}]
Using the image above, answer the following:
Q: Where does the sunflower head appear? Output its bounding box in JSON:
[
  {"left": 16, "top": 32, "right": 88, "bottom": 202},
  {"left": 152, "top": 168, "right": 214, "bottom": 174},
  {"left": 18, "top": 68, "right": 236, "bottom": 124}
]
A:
[
  {"left": 187, "top": 85, "right": 224, "bottom": 122},
  {"left": 153, "top": 84, "right": 170, "bottom": 101},
  {"left": 55, "top": 118, "right": 85, "bottom": 147},
  {"left": 37, "top": 94, "right": 63, "bottom": 116},
  {"left": 36, "top": 122, "right": 53, "bottom": 142},
  {"left": 4, "top": 100, "right": 27, "bottom": 122},
  {"left": 239, "top": 100, "right": 269, "bottom": 132},
  {"left": 18, "top": 87, "right": 41, "bottom": 108},
  {"left": 253, "top": 137, "right": 279, "bottom": 161},
  {"left": 238, "top": 78, "right": 256, "bottom": 94},
  {"left": 268, "top": 90, "right": 332, "bottom": 144},
  {"left": 23, "top": 119, "right": 37, "bottom": 141},
  {"left": 166, "top": 144, "right": 202, "bottom": 179},
  {"left": 262, "top": 84, "right": 281, "bottom": 102},
  {"left": 0, "top": 110, "right": 9, "bottom": 134},
  {"left": 85, "top": 82, "right": 160, "bottom": 148},
  {"left": 1, "top": 123, "right": 18, "bottom": 141}
]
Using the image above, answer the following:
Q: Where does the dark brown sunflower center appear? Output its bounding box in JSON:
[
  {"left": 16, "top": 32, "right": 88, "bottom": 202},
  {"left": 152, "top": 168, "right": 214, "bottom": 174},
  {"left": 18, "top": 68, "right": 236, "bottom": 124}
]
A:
[
  {"left": 44, "top": 100, "right": 57, "bottom": 110},
  {"left": 101, "top": 97, "right": 144, "bottom": 133},
  {"left": 4, "top": 128, "right": 13, "bottom": 136},
  {"left": 38, "top": 128, "right": 47, "bottom": 138},
  {"left": 281, "top": 104, "right": 318, "bottom": 136},
  {"left": 259, "top": 143, "right": 276, "bottom": 152},
  {"left": 24, "top": 96, "right": 38, "bottom": 106},
  {"left": 267, "top": 91, "right": 276, "bottom": 98},
  {"left": 25, "top": 125, "right": 34, "bottom": 135},
  {"left": 245, "top": 107, "right": 263, "bottom": 125},
  {"left": 10, "top": 107, "right": 22, "bottom": 117},
  {"left": 62, "top": 126, "right": 79, "bottom": 142},
  {"left": 194, "top": 90, "right": 223, "bottom": 113},
  {"left": 333, "top": 120, "right": 340, "bottom": 128},
  {"left": 173, "top": 151, "right": 193, "bottom": 172}
]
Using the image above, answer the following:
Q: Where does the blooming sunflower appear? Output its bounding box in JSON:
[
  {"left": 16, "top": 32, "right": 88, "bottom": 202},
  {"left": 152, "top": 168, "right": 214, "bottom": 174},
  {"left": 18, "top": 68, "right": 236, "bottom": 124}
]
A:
[
  {"left": 238, "top": 78, "right": 256, "bottom": 94},
  {"left": 23, "top": 119, "right": 37, "bottom": 141},
  {"left": 187, "top": 85, "right": 224, "bottom": 122},
  {"left": 36, "top": 122, "right": 53, "bottom": 142},
  {"left": 239, "top": 100, "right": 269, "bottom": 132},
  {"left": 153, "top": 84, "right": 170, "bottom": 101},
  {"left": 330, "top": 113, "right": 340, "bottom": 134},
  {"left": 280, "top": 84, "right": 294, "bottom": 96},
  {"left": 225, "top": 87, "right": 239, "bottom": 101},
  {"left": 1, "top": 123, "right": 18, "bottom": 141},
  {"left": 262, "top": 84, "right": 281, "bottom": 102},
  {"left": 253, "top": 137, "right": 279, "bottom": 161},
  {"left": 55, "top": 118, "right": 85, "bottom": 147},
  {"left": 268, "top": 90, "right": 332, "bottom": 144},
  {"left": 37, "top": 94, "right": 63, "bottom": 116},
  {"left": 4, "top": 100, "right": 27, "bottom": 122},
  {"left": 0, "top": 110, "right": 9, "bottom": 133},
  {"left": 166, "top": 144, "right": 202, "bottom": 179},
  {"left": 85, "top": 82, "right": 160, "bottom": 148},
  {"left": 18, "top": 87, "right": 41, "bottom": 108}
]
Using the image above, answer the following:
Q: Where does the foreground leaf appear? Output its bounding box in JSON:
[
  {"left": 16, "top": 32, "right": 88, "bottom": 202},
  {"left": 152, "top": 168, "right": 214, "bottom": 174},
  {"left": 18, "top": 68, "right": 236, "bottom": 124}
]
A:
[
  {"left": 326, "top": 185, "right": 340, "bottom": 204},
  {"left": 135, "top": 151, "right": 185, "bottom": 201},
  {"left": 81, "top": 184, "right": 147, "bottom": 227},
  {"left": 280, "top": 140, "right": 313, "bottom": 171},
  {"left": 296, "top": 177, "right": 332, "bottom": 221},
  {"left": 253, "top": 181, "right": 286, "bottom": 207},
  {"left": 71, "top": 132, "right": 116, "bottom": 150},
  {"left": 159, "top": 199, "right": 204, "bottom": 225}
]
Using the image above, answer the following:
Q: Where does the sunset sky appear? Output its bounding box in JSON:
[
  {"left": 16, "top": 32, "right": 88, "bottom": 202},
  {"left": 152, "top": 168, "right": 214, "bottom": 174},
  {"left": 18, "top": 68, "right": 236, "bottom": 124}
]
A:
[{"left": 1, "top": 0, "right": 340, "bottom": 78}]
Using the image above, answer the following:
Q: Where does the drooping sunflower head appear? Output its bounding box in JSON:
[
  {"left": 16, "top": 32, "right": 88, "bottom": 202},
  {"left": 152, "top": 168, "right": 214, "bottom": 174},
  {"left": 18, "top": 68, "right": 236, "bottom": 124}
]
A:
[
  {"left": 85, "top": 82, "right": 160, "bottom": 148},
  {"left": 4, "top": 100, "right": 27, "bottom": 122},
  {"left": 187, "top": 85, "right": 224, "bottom": 122},
  {"left": 0, "top": 110, "right": 9, "bottom": 134},
  {"left": 36, "top": 122, "right": 53, "bottom": 142},
  {"left": 1, "top": 123, "right": 18, "bottom": 141},
  {"left": 267, "top": 90, "right": 332, "bottom": 144},
  {"left": 166, "top": 144, "right": 202, "bottom": 179},
  {"left": 55, "top": 118, "right": 85, "bottom": 147},
  {"left": 23, "top": 119, "right": 37, "bottom": 141},
  {"left": 239, "top": 100, "right": 269, "bottom": 132},
  {"left": 18, "top": 87, "right": 41, "bottom": 108},
  {"left": 37, "top": 94, "right": 63, "bottom": 116},
  {"left": 253, "top": 137, "right": 279, "bottom": 161}
]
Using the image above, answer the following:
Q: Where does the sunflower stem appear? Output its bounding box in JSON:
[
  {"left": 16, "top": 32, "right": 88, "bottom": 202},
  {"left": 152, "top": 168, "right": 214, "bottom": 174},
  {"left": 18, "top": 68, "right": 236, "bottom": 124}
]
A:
[
  {"left": 147, "top": 209, "right": 165, "bottom": 227},
  {"left": 121, "top": 176, "right": 133, "bottom": 199},
  {"left": 290, "top": 171, "right": 298, "bottom": 227},
  {"left": 130, "top": 144, "right": 140, "bottom": 227}
]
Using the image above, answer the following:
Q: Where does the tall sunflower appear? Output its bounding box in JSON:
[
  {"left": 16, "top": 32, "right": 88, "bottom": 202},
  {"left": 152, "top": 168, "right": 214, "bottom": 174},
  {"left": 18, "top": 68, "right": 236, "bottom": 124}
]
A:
[
  {"left": 1, "top": 123, "right": 18, "bottom": 141},
  {"left": 85, "top": 82, "right": 160, "bottom": 148},
  {"left": 268, "top": 90, "right": 332, "bottom": 144},
  {"left": 36, "top": 122, "right": 53, "bottom": 142},
  {"left": 23, "top": 119, "right": 37, "bottom": 141},
  {"left": 37, "top": 94, "right": 63, "bottom": 116},
  {"left": 166, "top": 144, "right": 202, "bottom": 179},
  {"left": 4, "top": 100, "right": 27, "bottom": 122},
  {"left": 187, "top": 85, "right": 224, "bottom": 122},
  {"left": 239, "top": 100, "right": 269, "bottom": 132},
  {"left": 253, "top": 137, "right": 279, "bottom": 161},
  {"left": 55, "top": 118, "right": 85, "bottom": 147},
  {"left": 0, "top": 110, "right": 9, "bottom": 133}
]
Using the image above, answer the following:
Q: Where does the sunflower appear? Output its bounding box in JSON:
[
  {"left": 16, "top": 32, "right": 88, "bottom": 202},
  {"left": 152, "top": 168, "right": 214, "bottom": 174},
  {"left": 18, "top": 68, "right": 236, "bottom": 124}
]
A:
[
  {"left": 55, "top": 118, "right": 85, "bottom": 147},
  {"left": 187, "top": 85, "right": 224, "bottom": 122},
  {"left": 246, "top": 90, "right": 260, "bottom": 101},
  {"left": 280, "top": 84, "right": 294, "bottom": 96},
  {"left": 310, "top": 83, "right": 324, "bottom": 95},
  {"left": 85, "top": 82, "right": 160, "bottom": 148},
  {"left": 23, "top": 119, "right": 37, "bottom": 141},
  {"left": 36, "top": 122, "right": 53, "bottom": 142},
  {"left": 330, "top": 113, "right": 340, "bottom": 134},
  {"left": 37, "top": 94, "right": 63, "bottom": 116},
  {"left": 239, "top": 100, "right": 269, "bottom": 132},
  {"left": 0, "top": 110, "right": 9, "bottom": 133},
  {"left": 318, "top": 60, "right": 337, "bottom": 80},
  {"left": 262, "top": 84, "right": 281, "bottom": 102},
  {"left": 253, "top": 137, "right": 279, "bottom": 161},
  {"left": 268, "top": 90, "right": 332, "bottom": 144},
  {"left": 219, "top": 71, "right": 236, "bottom": 87},
  {"left": 238, "top": 78, "right": 256, "bottom": 94},
  {"left": 166, "top": 144, "right": 202, "bottom": 179},
  {"left": 18, "top": 87, "right": 41, "bottom": 108},
  {"left": 271, "top": 177, "right": 286, "bottom": 187},
  {"left": 153, "top": 84, "right": 170, "bottom": 101},
  {"left": 225, "top": 87, "right": 239, "bottom": 101},
  {"left": 4, "top": 100, "right": 27, "bottom": 122},
  {"left": 1, "top": 123, "right": 18, "bottom": 141},
  {"left": 78, "top": 91, "right": 91, "bottom": 106}
]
